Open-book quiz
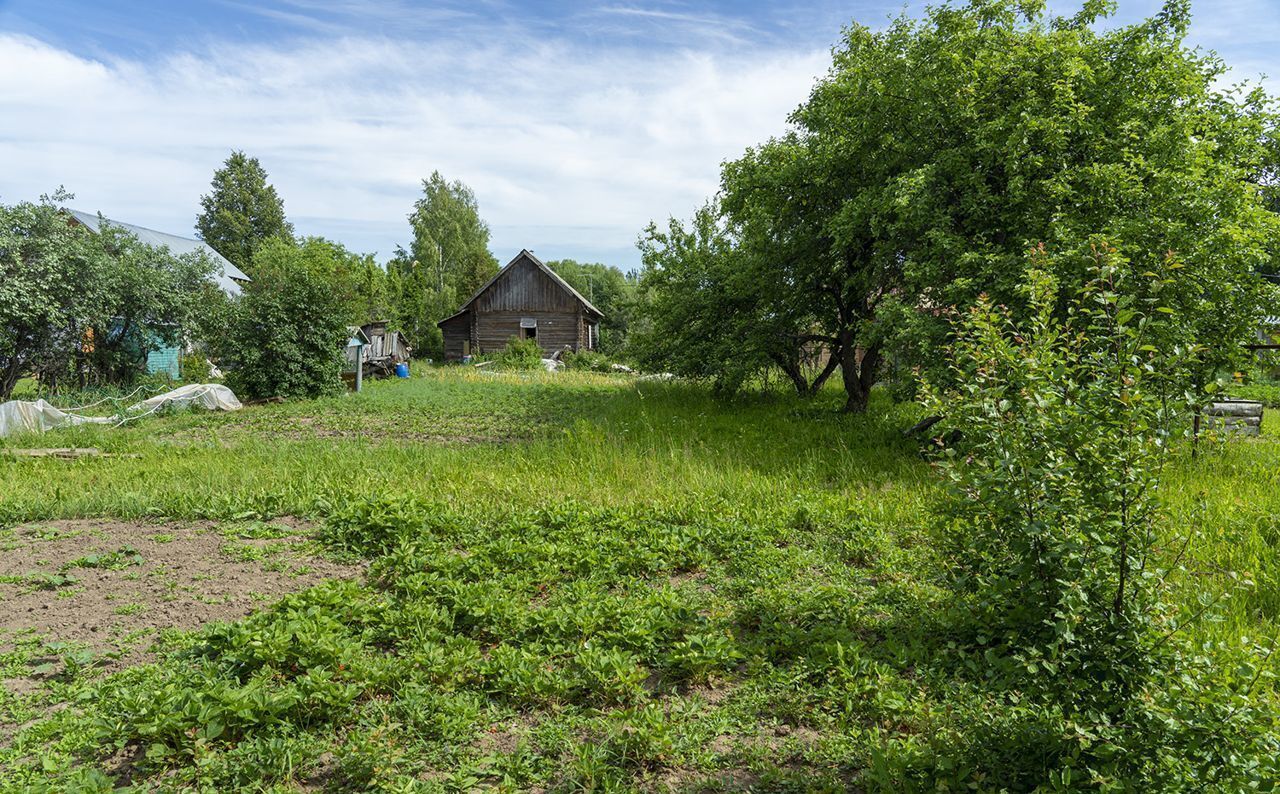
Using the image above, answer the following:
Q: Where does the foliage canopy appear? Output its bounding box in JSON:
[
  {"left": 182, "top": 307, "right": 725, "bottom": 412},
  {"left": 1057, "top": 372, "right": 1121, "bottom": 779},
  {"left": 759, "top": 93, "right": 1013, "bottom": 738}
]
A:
[
  {"left": 389, "top": 172, "right": 499, "bottom": 358},
  {"left": 639, "top": 0, "right": 1280, "bottom": 410},
  {"left": 0, "top": 192, "right": 217, "bottom": 399},
  {"left": 196, "top": 151, "right": 294, "bottom": 276},
  {"left": 221, "top": 237, "right": 349, "bottom": 401}
]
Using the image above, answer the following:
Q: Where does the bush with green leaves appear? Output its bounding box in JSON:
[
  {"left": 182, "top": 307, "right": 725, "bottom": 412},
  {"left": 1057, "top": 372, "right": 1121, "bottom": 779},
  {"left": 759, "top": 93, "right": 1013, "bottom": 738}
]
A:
[
  {"left": 220, "top": 238, "right": 349, "bottom": 400},
  {"left": 560, "top": 349, "right": 615, "bottom": 373},
  {"left": 486, "top": 338, "right": 544, "bottom": 371},
  {"left": 179, "top": 352, "right": 212, "bottom": 382},
  {"left": 921, "top": 249, "right": 1278, "bottom": 787}
]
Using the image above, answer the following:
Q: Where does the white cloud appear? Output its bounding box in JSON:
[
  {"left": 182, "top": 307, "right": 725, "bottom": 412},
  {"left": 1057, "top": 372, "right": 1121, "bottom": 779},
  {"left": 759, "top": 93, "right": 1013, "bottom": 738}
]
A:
[
  {"left": 0, "top": 32, "right": 828, "bottom": 267},
  {"left": 7, "top": 2, "right": 1270, "bottom": 271}
]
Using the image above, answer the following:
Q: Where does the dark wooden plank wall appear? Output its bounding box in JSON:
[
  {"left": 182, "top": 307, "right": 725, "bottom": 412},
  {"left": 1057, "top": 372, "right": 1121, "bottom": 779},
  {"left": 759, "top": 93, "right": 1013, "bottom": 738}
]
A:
[
  {"left": 440, "top": 314, "right": 470, "bottom": 360},
  {"left": 476, "top": 310, "right": 579, "bottom": 352},
  {"left": 473, "top": 259, "right": 577, "bottom": 313}
]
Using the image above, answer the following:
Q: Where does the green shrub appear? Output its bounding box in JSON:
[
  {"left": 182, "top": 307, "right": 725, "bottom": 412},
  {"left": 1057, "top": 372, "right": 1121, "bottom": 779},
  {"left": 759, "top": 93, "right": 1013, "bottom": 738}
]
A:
[
  {"left": 560, "top": 350, "right": 615, "bottom": 372},
  {"left": 923, "top": 255, "right": 1278, "bottom": 787},
  {"left": 486, "top": 338, "right": 544, "bottom": 370},
  {"left": 221, "top": 238, "right": 348, "bottom": 401},
  {"left": 179, "top": 353, "right": 212, "bottom": 382}
]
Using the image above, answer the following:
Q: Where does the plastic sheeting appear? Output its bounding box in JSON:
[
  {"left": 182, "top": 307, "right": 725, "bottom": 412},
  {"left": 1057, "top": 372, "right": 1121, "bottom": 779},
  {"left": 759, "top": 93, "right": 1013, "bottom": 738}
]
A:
[
  {"left": 0, "top": 384, "right": 242, "bottom": 438},
  {"left": 127, "top": 384, "right": 242, "bottom": 414},
  {"left": 0, "top": 399, "right": 112, "bottom": 438}
]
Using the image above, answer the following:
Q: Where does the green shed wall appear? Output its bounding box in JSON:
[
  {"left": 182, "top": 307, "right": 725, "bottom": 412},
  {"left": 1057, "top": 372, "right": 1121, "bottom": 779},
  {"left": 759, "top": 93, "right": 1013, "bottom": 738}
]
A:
[{"left": 146, "top": 344, "right": 181, "bottom": 379}]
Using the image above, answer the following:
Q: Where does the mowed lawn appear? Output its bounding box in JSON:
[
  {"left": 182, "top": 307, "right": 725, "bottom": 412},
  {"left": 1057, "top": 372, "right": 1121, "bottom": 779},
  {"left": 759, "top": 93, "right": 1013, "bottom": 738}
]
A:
[{"left": 0, "top": 368, "right": 1276, "bottom": 791}]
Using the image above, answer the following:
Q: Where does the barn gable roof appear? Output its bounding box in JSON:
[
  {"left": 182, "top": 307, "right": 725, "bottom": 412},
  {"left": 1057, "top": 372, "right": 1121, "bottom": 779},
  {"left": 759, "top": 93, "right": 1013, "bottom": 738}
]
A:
[
  {"left": 438, "top": 249, "right": 603, "bottom": 326},
  {"left": 66, "top": 208, "right": 250, "bottom": 297}
]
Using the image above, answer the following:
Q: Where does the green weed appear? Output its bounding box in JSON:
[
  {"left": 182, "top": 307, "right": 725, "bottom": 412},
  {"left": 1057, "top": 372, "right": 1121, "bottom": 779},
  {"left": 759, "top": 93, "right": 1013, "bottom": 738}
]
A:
[
  {"left": 0, "top": 369, "right": 1273, "bottom": 790},
  {"left": 62, "top": 546, "right": 144, "bottom": 572}
]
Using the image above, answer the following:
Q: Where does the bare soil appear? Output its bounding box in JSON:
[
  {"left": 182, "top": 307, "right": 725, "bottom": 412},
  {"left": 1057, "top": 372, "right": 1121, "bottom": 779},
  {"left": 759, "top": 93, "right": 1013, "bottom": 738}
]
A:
[{"left": 0, "top": 518, "right": 362, "bottom": 672}]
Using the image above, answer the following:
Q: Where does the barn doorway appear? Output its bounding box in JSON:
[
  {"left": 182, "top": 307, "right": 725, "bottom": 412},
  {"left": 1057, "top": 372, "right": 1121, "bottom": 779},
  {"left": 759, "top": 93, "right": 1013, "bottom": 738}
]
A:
[{"left": 519, "top": 318, "right": 537, "bottom": 342}]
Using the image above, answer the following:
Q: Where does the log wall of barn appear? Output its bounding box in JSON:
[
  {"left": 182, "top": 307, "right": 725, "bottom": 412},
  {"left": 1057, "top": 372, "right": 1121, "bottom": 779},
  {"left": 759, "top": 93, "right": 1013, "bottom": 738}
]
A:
[
  {"left": 440, "top": 314, "right": 470, "bottom": 361},
  {"left": 476, "top": 310, "right": 580, "bottom": 353}
]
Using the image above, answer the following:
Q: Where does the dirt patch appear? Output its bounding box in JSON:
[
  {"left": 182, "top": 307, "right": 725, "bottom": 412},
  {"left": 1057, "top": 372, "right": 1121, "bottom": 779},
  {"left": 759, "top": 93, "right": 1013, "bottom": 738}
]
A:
[
  {"left": 655, "top": 766, "right": 761, "bottom": 792},
  {"left": 0, "top": 518, "right": 363, "bottom": 671},
  {"left": 478, "top": 723, "right": 525, "bottom": 755},
  {"left": 685, "top": 682, "right": 736, "bottom": 706}
]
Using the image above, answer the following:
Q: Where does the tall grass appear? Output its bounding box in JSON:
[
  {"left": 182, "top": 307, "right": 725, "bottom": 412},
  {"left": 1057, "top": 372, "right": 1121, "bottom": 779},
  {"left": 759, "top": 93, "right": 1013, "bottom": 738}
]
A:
[
  {"left": 0, "top": 368, "right": 1275, "bottom": 789},
  {"left": 2, "top": 368, "right": 1275, "bottom": 644},
  {"left": 0, "top": 369, "right": 930, "bottom": 522}
]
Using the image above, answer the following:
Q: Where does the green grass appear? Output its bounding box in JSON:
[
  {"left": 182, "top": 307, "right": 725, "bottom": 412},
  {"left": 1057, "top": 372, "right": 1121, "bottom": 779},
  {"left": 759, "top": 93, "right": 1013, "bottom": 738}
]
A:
[
  {"left": 0, "top": 367, "right": 1275, "bottom": 790},
  {"left": 0, "top": 369, "right": 926, "bottom": 522}
]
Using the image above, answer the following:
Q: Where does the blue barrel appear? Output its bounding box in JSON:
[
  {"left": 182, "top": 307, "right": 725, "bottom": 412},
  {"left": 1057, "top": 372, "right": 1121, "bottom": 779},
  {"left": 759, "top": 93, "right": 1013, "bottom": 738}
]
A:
[{"left": 395, "top": 362, "right": 410, "bottom": 378}]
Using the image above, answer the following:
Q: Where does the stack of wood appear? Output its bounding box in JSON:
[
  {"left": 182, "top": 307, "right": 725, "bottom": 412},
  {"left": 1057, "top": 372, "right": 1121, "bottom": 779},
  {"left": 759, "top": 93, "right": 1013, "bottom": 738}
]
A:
[{"left": 1204, "top": 400, "right": 1264, "bottom": 437}]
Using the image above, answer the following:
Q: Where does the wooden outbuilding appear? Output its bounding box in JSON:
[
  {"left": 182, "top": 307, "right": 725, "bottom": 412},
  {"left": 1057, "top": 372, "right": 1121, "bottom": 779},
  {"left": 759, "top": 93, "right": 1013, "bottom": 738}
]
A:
[
  {"left": 438, "top": 250, "right": 603, "bottom": 361},
  {"left": 358, "top": 320, "right": 411, "bottom": 377},
  {"left": 360, "top": 321, "right": 411, "bottom": 366}
]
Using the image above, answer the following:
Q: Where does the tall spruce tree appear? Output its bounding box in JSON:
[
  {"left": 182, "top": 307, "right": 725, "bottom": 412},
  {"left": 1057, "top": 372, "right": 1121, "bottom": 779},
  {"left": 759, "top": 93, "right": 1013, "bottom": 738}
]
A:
[{"left": 196, "top": 151, "right": 293, "bottom": 275}]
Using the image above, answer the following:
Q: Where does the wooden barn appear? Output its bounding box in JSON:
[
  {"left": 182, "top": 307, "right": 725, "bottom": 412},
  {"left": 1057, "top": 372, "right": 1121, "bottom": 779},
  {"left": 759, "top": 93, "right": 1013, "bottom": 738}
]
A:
[{"left": 438, "top": 250, "right": 603, "bottom": 361}]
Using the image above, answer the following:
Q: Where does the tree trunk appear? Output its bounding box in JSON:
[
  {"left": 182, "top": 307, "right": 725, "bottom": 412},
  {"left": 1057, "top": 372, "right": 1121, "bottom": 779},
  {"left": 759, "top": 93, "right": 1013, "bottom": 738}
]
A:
[
  {"left": 771, "top": 353, "right": 811, "bottom": 397},
  {"left": 840, "top": 340, "right": 881, "bottom": 413},
  {"left": 808, "top": 352, "right": 841, "bottom": 396},
  {"left": 0, "top": 358, "right": 23, "bottom": 402},
  {"left": 771, "top": 344, "right": 843, "bottom": 398}
]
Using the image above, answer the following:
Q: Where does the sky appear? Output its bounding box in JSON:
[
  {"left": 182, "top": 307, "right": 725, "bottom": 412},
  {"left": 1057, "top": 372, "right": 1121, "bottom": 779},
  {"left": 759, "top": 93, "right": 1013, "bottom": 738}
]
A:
[{"left": 1, "top": 1, "right": 1278, "bottom": 270}]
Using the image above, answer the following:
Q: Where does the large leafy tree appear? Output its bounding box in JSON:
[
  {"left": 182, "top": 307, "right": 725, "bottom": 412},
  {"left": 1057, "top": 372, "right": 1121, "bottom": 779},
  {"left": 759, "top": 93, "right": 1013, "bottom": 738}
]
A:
[
  {"left": 389, "top": 172, "right": 498, "bottom": 358},
  {"left": 289, "top": 236, "right": 389, "bottom": 326},
  {"left": 90, "top": 222, "right": 219, "bottom": 384},
  {"left": 196, "top": 151, "right": 293, "bottom": 275},
  {"left": 652, "top": 0, "right": 1280, "bottom": 411},
  {"left": 840, "top": 0, "right": 1279, "bottom": 400},
  {"left": 632, "top": 203, "right": 839, "bottom": 393},
  {"left": 0, "top": 192, "right": 110, "bottom": 399},
  {"left": 0, "top": 192, "right": 218, "bottom": 398}
]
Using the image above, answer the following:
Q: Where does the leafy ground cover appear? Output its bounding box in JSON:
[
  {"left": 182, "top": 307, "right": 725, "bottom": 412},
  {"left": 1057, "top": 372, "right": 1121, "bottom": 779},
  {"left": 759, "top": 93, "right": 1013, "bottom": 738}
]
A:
[{"left": 0, "top": 368, "right": 1275, "bottom": 790}]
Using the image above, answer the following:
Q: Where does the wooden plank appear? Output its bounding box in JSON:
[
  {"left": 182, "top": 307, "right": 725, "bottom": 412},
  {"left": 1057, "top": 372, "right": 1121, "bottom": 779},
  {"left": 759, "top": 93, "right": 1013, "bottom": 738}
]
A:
[
  {"left": 473, "top": 258, "right": 576, "bottom": 314},
  {"left": 2, "top": 448, "right": 140, "bottom": 459}
]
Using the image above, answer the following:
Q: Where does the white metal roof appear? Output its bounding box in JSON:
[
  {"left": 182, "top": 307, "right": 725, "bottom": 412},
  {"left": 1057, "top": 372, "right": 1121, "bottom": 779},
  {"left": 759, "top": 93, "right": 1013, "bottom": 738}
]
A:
[{"left": 66, "top": 208, "right": 250, "bottom": 296}]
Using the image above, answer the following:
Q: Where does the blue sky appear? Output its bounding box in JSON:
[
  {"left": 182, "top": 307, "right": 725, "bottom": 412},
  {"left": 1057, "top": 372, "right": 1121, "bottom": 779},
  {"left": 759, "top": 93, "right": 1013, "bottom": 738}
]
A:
[{"left": 1, "top": 1, "right": 1277, "bottom": 269}]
